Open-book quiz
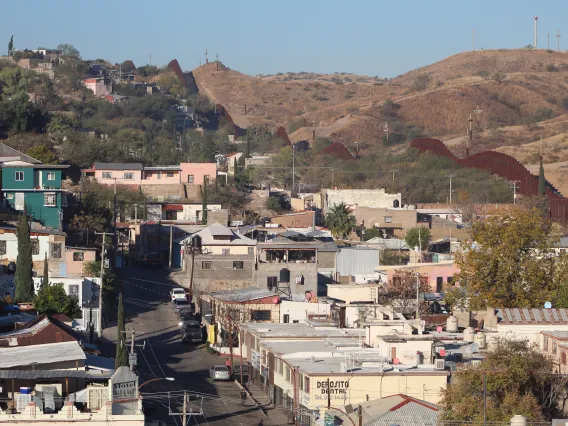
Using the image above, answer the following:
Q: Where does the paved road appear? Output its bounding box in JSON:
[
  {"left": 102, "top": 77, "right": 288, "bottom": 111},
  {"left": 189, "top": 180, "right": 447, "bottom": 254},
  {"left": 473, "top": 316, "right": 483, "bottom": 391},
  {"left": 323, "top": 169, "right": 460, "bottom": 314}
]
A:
[{"left": 102, "top": 266, "right": 288, "bottom": 426}]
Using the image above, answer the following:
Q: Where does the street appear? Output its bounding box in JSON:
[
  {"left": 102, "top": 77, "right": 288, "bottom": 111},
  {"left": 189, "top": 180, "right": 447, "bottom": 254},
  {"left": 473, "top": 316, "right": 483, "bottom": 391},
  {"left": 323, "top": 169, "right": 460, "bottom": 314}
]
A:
[{"left": 101, "top": 266, "right": 288, "bottom": 426}]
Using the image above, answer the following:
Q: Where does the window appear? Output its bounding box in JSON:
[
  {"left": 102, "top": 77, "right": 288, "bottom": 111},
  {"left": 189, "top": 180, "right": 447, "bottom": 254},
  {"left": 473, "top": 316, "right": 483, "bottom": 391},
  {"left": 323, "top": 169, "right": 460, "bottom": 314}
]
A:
[
  {"left": 123, "top": 172, "right": 134, "bottom": 180},
  {"left": 5, "top": 193, "right": 13, "bottom": 200},
  {"left": 447, "top": 277, "right": 454, "bottom": 285},
  {"left": 248, "top": 247, "right": 254, "bottom": 255},
  {"left": 293, "top": 320, "right": 299, "bottom": 323},
  {"left": 299, "top": 374, "right": 304, "bottom": 391},
  {"left": 384, "top": 216, "right": 393, "bottom": 223},
  {"left": 31, "top": 239, "right": 40, "bottom": 255},
  {"left": 68, "top": 284, "right": 79, "bottom": 299},
  {"left": 51, "top": 243, "right": 62, "bottom": 259},
  {"left": 44, "top": 192, "right": 56, "bottom": 207},
  {"left": 251, "top": 310, "right": 271, "bottom": 321},
  {"left": 15, "top": 171, "right": 24, "bottom": 181},
  {"left": 284, "top": 366, "right": 291, "bottom": 383},
  {"left": 46, "top": 172, "right": 55, "bottom": 181},
  {"left": 304, "top": 377, "right": 310, "bottom": 394},
  {"left": 0, "top": 241, "right": 5, "bottom": 255},
  {"left": 156, "top": 172, "right": 161, "bottom": 180},
  {"left": 544, "top": 337, "right": 549, "bottom": 351},
  {"left": 187, "top": 175, "right": 195, "bottom": 183},
  {"left": 553, "top": 340, "right": 558, "bottom": 355},
  {"left": 222, "top": 248, "right": 230, "bottom": 255},
  {"left": 563, "top": 352, "right": 567, "bottom": 365},
  {"left": 233, "top": 261, "right": 244, "bottom": 270},
  {"left": 73, "top": 252, "right": 85, "bottom": 262},
  {"left": 436, "top": 277, "right": 443, "bottom": 293},
  {"left": 166, "top": 172, "right": 174, "bottom": 178},
  {"left": 267, "top": 276, "right": 277, "bottom": 290},
  {"left": 102, "top": 172, "right": 112, "bottom": 179},
  {"left": 283, "top": 314, "right": 290, "bottom": 323},
  {"left": 202, "top": 261, "right": 212, "bottom": 270}
]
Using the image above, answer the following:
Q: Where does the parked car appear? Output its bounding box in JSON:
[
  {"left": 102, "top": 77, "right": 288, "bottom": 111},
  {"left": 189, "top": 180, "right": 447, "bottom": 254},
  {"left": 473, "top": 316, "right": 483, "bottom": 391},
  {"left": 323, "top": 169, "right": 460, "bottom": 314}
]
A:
[
  {"left": 172, "top": 299, "right": 191, "bottom": 313},
  {"left": 170, "top": 288, "right": 187, "bottom": 302},
  {"left": 138, "top": 253, "right": 161, "bottom": 268},
  {"left": 209, "top": 365, "right": 231, "bottom": 381},
  {"left": 180, "top": 320, "right": 203, "bottom": 343}
]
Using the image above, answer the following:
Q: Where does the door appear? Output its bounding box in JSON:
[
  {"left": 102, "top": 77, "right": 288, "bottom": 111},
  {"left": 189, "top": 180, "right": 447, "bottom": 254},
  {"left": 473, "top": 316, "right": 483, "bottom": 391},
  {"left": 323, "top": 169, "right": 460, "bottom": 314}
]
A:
[
  {"left": 15, "top": 193, "right": 24, "bottom": 211},
  {"left": 391, "top": 347, "right": 397, "bottom": 360}
]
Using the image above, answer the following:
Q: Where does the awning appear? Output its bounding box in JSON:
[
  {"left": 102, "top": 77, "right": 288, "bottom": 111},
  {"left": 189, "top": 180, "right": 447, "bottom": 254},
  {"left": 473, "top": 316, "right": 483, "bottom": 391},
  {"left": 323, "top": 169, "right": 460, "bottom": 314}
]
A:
[{"left": 163, "top": 204, "right": 183, "bottom": 211}]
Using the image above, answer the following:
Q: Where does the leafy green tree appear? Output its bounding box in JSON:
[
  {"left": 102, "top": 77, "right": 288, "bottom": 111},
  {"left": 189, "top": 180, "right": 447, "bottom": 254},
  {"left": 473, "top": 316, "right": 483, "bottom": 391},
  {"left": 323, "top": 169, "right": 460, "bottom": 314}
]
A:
[
  {"left": 455, "top": 205, "right": 568, "bottom": 309},
  {"left": 41, "top": 253, "right": 49, "bottom": 290},
  {"left": 57, "top": 43, "right": 81, "bottom": 59},
  {"left": 115, "top": 293, "right": 129, "bottom": 369},
  {"left": 538, "top": 157, "right": 546, "bottom": 195},
  {"left": 27, "top": 145, "right": 58, "bottom": 164},
  {"left": 266, "top": 196, "right": 281, "bottom": 212},
  {"left": 34, "top": 284, "right": 82, "bottom": 319},
  {"left": 404, "top": 226, "right": 431, "bottom": 251},
  {"left": 440, "top": 339, "right": 562, "bottom": 423},
  {"left": 325, "top": 203, "right": 356, "bottom": 240},
  {"left": 15, "top": 211, "right": 33, "bottom": 302},
  {"left": 202, "top": 176, "right": 208, "bottom": 224}
]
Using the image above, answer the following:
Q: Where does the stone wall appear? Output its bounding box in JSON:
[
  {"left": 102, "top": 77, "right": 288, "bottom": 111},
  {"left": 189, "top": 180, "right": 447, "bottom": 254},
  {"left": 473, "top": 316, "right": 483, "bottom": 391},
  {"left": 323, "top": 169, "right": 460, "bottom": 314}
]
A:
[{"left": 321, "top": 189, "right": 402, "bottom": 214}]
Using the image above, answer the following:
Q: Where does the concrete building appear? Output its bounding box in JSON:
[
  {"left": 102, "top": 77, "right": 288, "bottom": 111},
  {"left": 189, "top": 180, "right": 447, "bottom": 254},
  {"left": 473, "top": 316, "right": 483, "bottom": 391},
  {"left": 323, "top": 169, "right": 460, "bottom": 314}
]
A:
[
  {"left": 540, "top": 331, "right": 568, "bottom": 374},
  {"left": 257, "top": 231, "right": 338, "bottom": 297},
  {"left": 83, "top": 78, "right": 111, "bottom": 97},
  {"left": 319, "top": 189, "right": 402, "bottom": 215},
  {"left": 270, "top": 211, "right": 315, "bottom": 229},
  {"left": 245, "top": 155, "right": 270, "bottom": 168},
  {"left": 180, "top": 162, "right": 217, "bottom": 185},
  {"left": 335, "top": 246, "right": 381, "bottom": 282},
  {"left": 181, "top": 223, "right": 257, "bottom": 292},
  {"left": 353, "top": 206, "right": 418, "bottom": 238},
  {"left": 2, "top": 160, "right": 69, "bottom": 230},
  {"left": 147, "top": 202, "right": 222, "bottom": 222},
  {"left": 383, "top": 261, "right": 459, "bottom": 293},
  {"left": 279, "top": 300, "right": 331, "bottom": 324},
  {"left": 64, "top": 247, "right": 97, "bottom": 277},
  {"left": 83, "top": 163, "right": 143, "bottom": 185},
  {"left": 225, "top": 152, "right": 244, "bottom": 176}
]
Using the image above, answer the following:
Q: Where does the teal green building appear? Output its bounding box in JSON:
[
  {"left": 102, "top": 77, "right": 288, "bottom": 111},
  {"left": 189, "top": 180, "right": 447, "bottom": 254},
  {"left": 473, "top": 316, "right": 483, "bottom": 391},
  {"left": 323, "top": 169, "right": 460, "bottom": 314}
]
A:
[{"left": 2, "top": 162, "right": 69, "bottom": 230}]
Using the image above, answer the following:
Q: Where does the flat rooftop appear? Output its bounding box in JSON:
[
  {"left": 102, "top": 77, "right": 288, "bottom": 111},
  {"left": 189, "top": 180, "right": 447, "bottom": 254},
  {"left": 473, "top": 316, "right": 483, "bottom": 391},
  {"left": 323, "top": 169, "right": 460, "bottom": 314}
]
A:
[
  {"left": 0, "top": 341, "right": 85, "bottom": 368},
  {"left": 241, "top": 323, "right": 365, "bottom": 339},
  {"left": 260, "top": 338, "right": 367, "bottom": 356}
]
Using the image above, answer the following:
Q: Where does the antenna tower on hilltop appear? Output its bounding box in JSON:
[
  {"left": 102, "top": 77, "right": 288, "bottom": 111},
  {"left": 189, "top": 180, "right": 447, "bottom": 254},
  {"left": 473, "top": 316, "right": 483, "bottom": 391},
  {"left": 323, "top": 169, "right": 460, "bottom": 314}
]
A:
[
  {"left": 205, "top": 48, "right": 208, "bottom": 64},
  {"left": 557, "top": 31, "right": 562, "bottom": 51},
  {"left": 533, "top": 16, "right": 539, "bottom": 48}
]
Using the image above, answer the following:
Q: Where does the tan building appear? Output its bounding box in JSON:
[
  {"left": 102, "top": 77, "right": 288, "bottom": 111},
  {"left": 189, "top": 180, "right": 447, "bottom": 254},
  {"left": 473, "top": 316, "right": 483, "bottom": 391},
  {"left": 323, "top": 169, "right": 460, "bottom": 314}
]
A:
[
  {"left": 352, "top": 206, "right": 417, "bottom": 238},
  {"left": 270, "top": 211, "right": 315, "bottom": 229},
  {"left": 65, "top": 247, "right": 97, "bottom": 277},
  {"left": 541, "top": 331, "right": 568, "bottom": 373}
]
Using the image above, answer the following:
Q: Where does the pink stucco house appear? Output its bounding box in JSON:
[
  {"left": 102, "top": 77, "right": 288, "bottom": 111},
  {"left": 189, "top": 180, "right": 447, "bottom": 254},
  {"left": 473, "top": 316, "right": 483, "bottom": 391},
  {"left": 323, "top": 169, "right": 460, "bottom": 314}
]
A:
[
  {"left": 83, "top": 163, "right": 143, "bottom": 185},
  {"left": 65, "top": 247, "right": 98, "bottom": 277},
  {"left": 386, "top": 262, "right": 460, "bottom": 293},
  {"left": 141, "top": 166, "right": 181, "bottom": 185},
  {"left": 180, "top": 162, "right": 216, "bottom": 185},
  {"left": 83, "top": 78, "right": 111, "bottom": 97}
]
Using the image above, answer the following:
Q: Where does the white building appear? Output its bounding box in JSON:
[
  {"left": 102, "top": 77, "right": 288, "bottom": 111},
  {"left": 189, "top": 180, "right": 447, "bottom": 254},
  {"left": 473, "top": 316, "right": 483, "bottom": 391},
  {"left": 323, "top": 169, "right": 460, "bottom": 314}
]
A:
[{"left": 320, "top": 188, "right": 402, "bottom": 215}]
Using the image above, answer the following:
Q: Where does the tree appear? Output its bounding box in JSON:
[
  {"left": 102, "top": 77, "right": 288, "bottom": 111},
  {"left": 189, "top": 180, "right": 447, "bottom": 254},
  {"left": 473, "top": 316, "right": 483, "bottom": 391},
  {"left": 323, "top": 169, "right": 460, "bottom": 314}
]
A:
[
  {"left": 539, "top": 156, "right": 547, "bottom": 195},
  {"left": 325, "top": 203, "right": 356, "bottom": 240},
  {"left": 8, "top": 35, "right": 13, "bottom": 55},
  {"left": 379, "top": 269, "right": 430, "bottom": 316},
  {"left": 440, "top": 339, "right": 566, "bottom": 423},
  {"left": 404, "top": 226, "right": 431, "bottom": 251},
  {"left": 27, "top": 145, "right": 58, "bottom": 164},
  {"left": 41, "top": 253, "right": 49, "bottom": 290},
  {"left": 34, "top": 284, "right": 82, "bottom": 319},
  {"left": 455, "top": 205, "right": 568, "bottom": 309},
  {"left": 266, "top": 196, "right": 281, "bottom": 212},
  {"left": 57, "top": 43, "right": 80, "bottom": 59},
  {"left": 115, "top": 293, "right": 129, "bottom": 369},
  {"left": 202, "top": 176, "right": 208, "bottom": 225},
  {"left": 492, "top": 71, "right": 506, "bottom": 83},
  {"left": 15, "top": 211, "right": 33, "bottom": 302}
]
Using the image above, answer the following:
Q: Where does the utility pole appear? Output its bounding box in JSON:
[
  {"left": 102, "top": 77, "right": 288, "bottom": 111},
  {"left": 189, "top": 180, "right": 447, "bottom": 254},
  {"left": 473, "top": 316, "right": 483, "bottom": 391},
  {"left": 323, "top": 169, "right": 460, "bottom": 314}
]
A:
[
  {"left": 465, "top": 113, "right": 473, "bottom": 157},
  {"left": 113, "top": 178, "right": 118, "bottom": 256},
  {"left": 292, "top": 142, "right": 295, "bottom": 196},
  {"left": 129, "top": 328, "right": 135, "bottom": 371},
  {"left": 168, "top": 225, "right": 173, "bottom": 269},
  {"left": 389, "top": 170, "right": 398, "bottom": 182},
  {"left": 557, "top": 31, "right": 561, "bottom": 51},
  {"left": 358, "top": 405, "right": 363, "bottom": 426},
  {"left": 445, "top": 175, "right": 456, "bottom": 204},
  {"left": 383, "top": 122, "right": 389, "bottom": 142},
  {"left": 533, "top": 16, "right": 539, "bottom": 48},
  {"left": 95, "top": 231, "right": 114, "bottom": 338},
  {"left": 416, "top": 228, "right": 422, "bottom": 320},
  {"left": 510, "top": 180, "right": 520, "bottom": 204},
  {"left": 483, "top": 371, "right": 487, "bottom": 426},
  {"left": 182, "top": 390, "right": 187, "bottom": 425}
]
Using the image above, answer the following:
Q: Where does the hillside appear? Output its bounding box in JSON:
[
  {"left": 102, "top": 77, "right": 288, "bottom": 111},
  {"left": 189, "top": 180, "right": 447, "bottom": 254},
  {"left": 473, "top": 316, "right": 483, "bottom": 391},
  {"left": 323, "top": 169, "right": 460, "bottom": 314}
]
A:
[{"left": 192, "top": 49, "right": 568, "bottom": 156}]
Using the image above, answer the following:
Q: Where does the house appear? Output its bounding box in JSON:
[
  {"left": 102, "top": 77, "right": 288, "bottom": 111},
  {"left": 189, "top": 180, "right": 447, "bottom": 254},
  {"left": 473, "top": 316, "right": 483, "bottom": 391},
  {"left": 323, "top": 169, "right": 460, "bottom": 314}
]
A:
[
  {"left": 257, "top": 230, "right": 339, "bottom": 297},
  {"left": 270, "top": 211, "right": 315, "bottom": 229},
  {"left": 82, "top": 163, "right": 143, "bottom": 185},
  {"left": 353, "top": 206, "right": 418, "bottom": 238},
  {"left": 83, "top": 78, "right": 111, "bottom": 97},
  {"left": 278, "top": 300, "right": 331, "bottom": 324},
  {"left": 0, "top": 315, "right": 79, "bottom": 347},
  {"left": 104, "top": 94, "right": 128, "bottom": 104},
  {"left": 384, "top": 261, "right": 459, "bottom": 293},
  {"left": 245, "top": 155, "right": 270, "bottom": 168},
  {"left": 540, "top": 331, "right": 568, "bottom": 373},
  {"left": 180, "top": 162, "right": 217, "bottom": 185},
  {"left": 2, "top": 160, "right": 69, "bottom": 230},
  {"left": 141, "top": 165, "right": 181, "bottom": 184},
  {"left": 335, "top": 246, "right": 381, "bottom": 282},
  {"left": 225, "top": 153, "right": 244, "bottom": 176},
  {"left": 180, "top": 223, "right": 257, "bottom": 292},
  {"left": 146, "top": 202, "right": 222, "bottom": 222},
  {"left": 64, "top": 247, "right": 98, "bottom": 277},
  {"left": 319, "top": 189, "right": 402, "bottom": 215}
]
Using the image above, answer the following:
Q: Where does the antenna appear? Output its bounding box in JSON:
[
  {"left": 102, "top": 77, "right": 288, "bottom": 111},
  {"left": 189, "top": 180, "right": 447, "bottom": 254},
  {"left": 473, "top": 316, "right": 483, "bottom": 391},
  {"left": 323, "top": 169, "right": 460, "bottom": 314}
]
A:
[
  {"left": 205, "top": 48, "right": 208, "bottom": 64},
  {"left": 533, "top": 16, "right": 539, "bottom": 48},
  {"left": 557, "top": 31, "right": 562, "bottom": 51}
]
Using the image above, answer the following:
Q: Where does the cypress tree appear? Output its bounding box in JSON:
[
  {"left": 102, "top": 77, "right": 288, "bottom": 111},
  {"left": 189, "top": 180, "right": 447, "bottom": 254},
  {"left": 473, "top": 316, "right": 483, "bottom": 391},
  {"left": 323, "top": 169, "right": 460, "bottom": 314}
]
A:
[
  {"left": 41, "top": 253, "right": 49, "bottom": 290},
  {"left": 115, "top": 293, "right": 129, "bottom": 369},
  {"left": 538, "top": 156, "right": 546, "bottom": 196},
  {"left": 202, "top": 176, "right": 208, "bottom": 225},
  {"left": 15, "top": 210, "right": 34, "bottom": 302}
]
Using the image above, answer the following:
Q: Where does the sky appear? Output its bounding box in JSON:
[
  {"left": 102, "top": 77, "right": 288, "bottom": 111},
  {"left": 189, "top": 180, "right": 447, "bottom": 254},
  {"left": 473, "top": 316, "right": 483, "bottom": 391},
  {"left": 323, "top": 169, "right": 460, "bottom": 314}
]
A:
[{"left": 3, "top": 0, "right": 568, "bottom": 78}]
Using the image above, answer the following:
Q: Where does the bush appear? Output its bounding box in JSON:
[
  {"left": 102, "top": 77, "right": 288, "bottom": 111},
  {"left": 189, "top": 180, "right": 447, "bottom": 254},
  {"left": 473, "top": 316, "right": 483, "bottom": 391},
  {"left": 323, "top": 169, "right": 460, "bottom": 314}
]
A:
[
  {"left": 476, "top": 70, "right": 490, "bottom": 79},
  {"left": 287, "top": 118, "right": 305, "bottom": 134},
  {"left": 344, "top": 91, "right": 356, "bottom": 99},
  {"left": 546, "top": 63, "right": 559, "bottom": 72},
  {"left": 266, "top": 196, "right": 281, "bottom": 212},
  {"left": 411, "top": 73, "right": 431, "bottom": 92},
  {"left": 492, "top": 71, "right": 506, "bottom": 83},
  {"left": 532, "top": 108, "right": 554, "bottom": 122}
]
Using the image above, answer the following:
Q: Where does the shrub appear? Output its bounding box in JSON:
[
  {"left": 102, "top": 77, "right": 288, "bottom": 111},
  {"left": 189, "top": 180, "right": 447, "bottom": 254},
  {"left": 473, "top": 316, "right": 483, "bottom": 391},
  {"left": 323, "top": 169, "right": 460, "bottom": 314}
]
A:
[
  {"left": 546, "top": 63, "right": 559, "bottom": 72},
  {"left": 547, "top": 97, "right": 557, "bottom": 105},
  {"left": 344, "top": 91, "right": 356, "bottom": 99},
  {"left": 532, "top": 108, "right": 554, "bottom": 122},
  {"left": 476, "top": 70, "right": 490, "bottom": 79},
  {"left": 266, "top": 196, "right": 281, "bottom": 212},
  {"left": 411, "top": 73, "right": 431, "bottom": 92},
  {"left": 287, "top": 118, "right": 305, "bottom": 134},
  {"left": 492, "top": 71, "right": 506, "bottom": 83}
]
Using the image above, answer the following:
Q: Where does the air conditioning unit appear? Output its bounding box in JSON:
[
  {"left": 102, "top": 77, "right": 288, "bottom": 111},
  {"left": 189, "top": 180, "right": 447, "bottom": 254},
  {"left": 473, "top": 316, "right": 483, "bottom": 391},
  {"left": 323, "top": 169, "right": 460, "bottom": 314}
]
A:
[
  {"left": 472, "top": 360, "right": 482, "bottom": 366},
  {"left": 435, "top": 359, "right": 445, "bottom": 370}
]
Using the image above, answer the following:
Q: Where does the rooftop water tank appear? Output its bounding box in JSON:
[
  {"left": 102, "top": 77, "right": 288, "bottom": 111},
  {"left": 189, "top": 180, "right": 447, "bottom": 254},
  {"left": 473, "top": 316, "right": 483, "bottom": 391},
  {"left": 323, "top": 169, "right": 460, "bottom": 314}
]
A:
[
  {"left": 474, "top": 331, "right": 486, "bottom": 349},
  {"left": 510, "top": 415, "right": 526, "bottom": 426},
  {"left": 463, "top": 327, "right": 475, "bottom": 343},
  {"left": 446, "top": 316, "right": 458, "bottom": 332}
]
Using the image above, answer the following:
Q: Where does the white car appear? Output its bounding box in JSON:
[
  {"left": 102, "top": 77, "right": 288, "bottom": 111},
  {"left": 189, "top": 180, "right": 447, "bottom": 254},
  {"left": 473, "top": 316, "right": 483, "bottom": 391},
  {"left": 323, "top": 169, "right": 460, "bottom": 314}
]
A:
[
  {"left": 209, "top": 365, "right": 231, "bottom": 381},
  {"left": 170, "top": 288, "right": 187, "bottom": 302}
]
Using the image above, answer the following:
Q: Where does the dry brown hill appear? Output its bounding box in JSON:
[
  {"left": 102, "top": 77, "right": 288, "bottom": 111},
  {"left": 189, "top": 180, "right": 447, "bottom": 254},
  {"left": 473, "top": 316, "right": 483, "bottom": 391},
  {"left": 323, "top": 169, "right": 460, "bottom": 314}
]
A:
[{"left": 192, "top": 50, "right": 568, "bottom": 156}]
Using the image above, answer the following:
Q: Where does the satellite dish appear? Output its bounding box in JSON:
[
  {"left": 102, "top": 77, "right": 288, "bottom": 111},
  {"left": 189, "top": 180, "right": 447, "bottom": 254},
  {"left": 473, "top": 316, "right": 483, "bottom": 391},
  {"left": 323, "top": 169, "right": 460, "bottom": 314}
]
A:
[{"left": 545, "top": 301, "right": 552, "bottom": 309}]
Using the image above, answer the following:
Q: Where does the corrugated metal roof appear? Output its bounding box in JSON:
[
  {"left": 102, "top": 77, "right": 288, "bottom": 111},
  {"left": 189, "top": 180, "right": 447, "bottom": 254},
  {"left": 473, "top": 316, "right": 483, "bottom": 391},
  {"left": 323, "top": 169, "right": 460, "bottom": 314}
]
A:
[
  {"left": 498, "top": 308, "right": 568, "bottom": 325},
  {"left": 0, "top": 341, "right": 85, "bottom": 368},
  {"left": 336, "top": 246, "right": 380, "bottom": 276},
  {"left": 192, "top": 223, "right": 256, "bottom": 246},
  {"left": 0, "top": 370, "right": 111, "bottom": 380},
  {"left": 208, "top": 287, "right": 276, "bottom": 302}
]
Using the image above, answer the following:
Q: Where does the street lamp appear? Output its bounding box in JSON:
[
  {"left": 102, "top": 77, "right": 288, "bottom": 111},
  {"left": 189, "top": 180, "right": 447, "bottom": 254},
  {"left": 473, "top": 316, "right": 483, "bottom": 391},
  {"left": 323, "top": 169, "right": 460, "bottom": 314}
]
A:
[{"left": 138, "top": 377, "right": 175, "bottom": 391}]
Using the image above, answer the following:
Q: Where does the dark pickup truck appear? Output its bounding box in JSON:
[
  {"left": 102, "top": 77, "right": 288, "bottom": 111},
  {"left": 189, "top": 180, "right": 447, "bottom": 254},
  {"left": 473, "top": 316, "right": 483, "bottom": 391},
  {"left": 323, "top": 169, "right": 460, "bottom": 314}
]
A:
[{"left": 180, "top": 320, "right": 203, "bottom": 344}]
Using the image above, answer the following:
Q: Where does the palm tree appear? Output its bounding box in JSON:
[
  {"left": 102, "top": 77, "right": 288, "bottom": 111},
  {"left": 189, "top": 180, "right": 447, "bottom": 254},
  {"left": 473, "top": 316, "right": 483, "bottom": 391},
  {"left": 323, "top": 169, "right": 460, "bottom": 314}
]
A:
[{"left": 325, "top": 203, "right": 356, "bottom": 240}]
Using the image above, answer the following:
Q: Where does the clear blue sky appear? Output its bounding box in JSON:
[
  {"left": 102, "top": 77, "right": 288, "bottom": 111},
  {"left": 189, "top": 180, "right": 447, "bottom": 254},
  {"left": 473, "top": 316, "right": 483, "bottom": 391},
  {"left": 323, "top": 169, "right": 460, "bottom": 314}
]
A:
[{"left": 3, "top": 0, "right": 568, "bottom": 77}]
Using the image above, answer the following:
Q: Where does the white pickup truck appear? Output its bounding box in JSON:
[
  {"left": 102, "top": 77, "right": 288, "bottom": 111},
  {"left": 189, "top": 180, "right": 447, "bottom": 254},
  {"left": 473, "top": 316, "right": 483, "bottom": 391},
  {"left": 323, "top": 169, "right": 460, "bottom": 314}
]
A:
[{"left": 170, "top": 288, "right": 188, "bottom": 302}]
